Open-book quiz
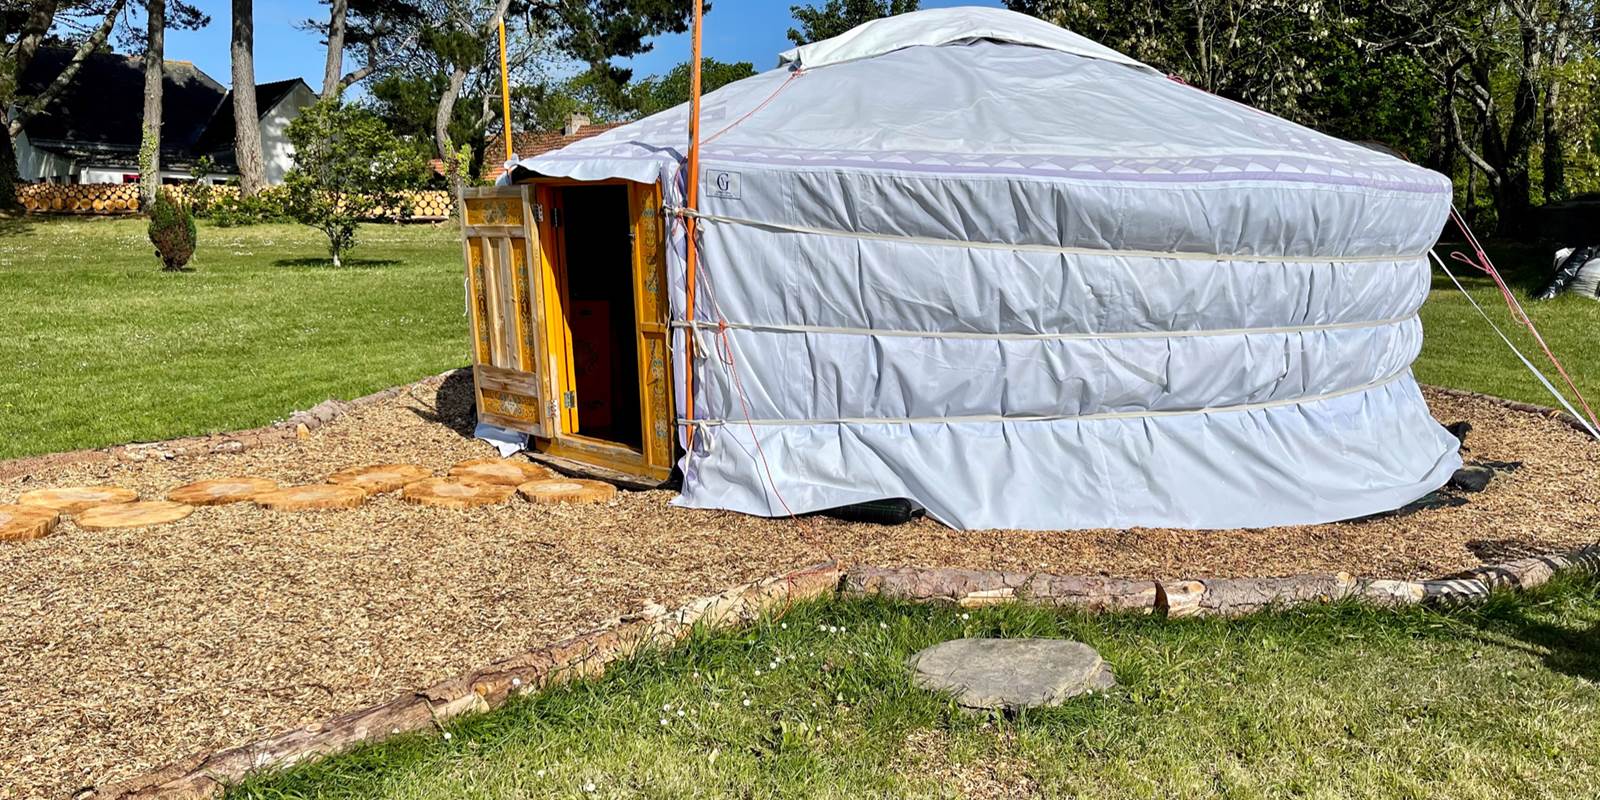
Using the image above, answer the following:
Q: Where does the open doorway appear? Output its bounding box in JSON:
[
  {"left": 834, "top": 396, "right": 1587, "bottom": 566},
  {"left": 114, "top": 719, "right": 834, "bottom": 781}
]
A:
[{"left": 557, "top": 184, "right": 642, "bottom": 450}]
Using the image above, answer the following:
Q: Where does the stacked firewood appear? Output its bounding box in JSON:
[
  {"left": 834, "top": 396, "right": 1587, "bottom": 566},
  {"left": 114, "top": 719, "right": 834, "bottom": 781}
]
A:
[{"left": 14, "top": 184, "right": 454, "bottom": 220}]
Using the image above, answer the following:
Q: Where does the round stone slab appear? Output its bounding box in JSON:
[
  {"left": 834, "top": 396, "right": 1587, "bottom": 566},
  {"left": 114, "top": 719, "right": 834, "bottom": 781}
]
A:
[
  {"left": 167, "top": 477, "right": 279, "bottom": 506},
  {"left": 402, "top": 477, "right": 516, "bottom": 509},
  {"left": 253, "top": 484, "right": 368, "bottom": 511},
  {"left": 76, "top": 500, "right": 194, "bottom": 530},
  {"left": 327, "top": 463, "right": 431, "bottom": 494},
  {"left": 517, "top": 478, "right": 617, "bottom": 505},
  {"left": 447, "top": 458, "right": 557, "bottom": 486},
  {"left": 0, "top": 504, "right": 61, "bottom": 541},
  {"left": 18, "top": 486, "right": 138, "bottom": 515},
  {"left": 908, "top": 638, "right": 1115, "bottom": 711}
]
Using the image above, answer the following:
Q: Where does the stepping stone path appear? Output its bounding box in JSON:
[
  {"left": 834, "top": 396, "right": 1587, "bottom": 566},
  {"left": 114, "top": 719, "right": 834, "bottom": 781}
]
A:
[
  {"left": 448, "top": 458, "right": 558, "bottom": 486},
  {"left": 18, "top": 486, "right": 137, "bottom": 515},
  {"left": 518, "top": 479, "right": 617, "bottom": 504},
  {"left": 167, "top": 477, "right": 279, "bottom": 506},
  {"left": 76, "top": 500, "right": 194, "bottom": 530},
  {"left": 253, "top": 484, "right": 368, "bottom": 511},
  {"left": 0, "top": 504, "right": 60, "bottom": 541},
  {"left": 908, "top": 638, "right": 1115, "bottom": 712},
  {"left": 3, "top": 457, "right": 623, "bottom": 540},
  {"left": 327, "top": 464, "right": 432, "bottom": 494},
  {"left": 402, "top": 478, "right": 516, "bottom": 509}
]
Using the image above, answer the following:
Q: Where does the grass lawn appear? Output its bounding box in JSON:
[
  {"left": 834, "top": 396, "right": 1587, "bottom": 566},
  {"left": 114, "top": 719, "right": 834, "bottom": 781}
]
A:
[
  {"left": 233, "top": 576, "right": 1600, "bottom": 799},
  {"left": 0, "top": 215, "right": 466, "bottom": 459},
  {"left": 1416, "top": 239, "right": 1600, "bottom": 408}
]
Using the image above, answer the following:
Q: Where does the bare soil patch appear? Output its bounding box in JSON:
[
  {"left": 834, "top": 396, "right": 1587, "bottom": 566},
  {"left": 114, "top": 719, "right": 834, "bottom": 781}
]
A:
[{"left": 1, "top": 370, "right": 1594, "bottom": 798}]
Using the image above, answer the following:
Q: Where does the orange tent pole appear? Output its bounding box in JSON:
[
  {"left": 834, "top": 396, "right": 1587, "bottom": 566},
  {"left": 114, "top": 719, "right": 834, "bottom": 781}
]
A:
[
  {"left": 497, "top": 15, "right": 514, "bottom": 163},
  {"left": 683, "top": 1, "right": 704, "bottom": 448}
]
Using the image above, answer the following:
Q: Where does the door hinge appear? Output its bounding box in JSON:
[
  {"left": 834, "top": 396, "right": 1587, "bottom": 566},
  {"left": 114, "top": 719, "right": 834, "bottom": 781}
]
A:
[
  {"left": 552, "top": 208, "right": 563, "bottom": 227},
  {"left": 563, "top": 391, "right": 576, "bottom": 409},
  {"left": 532, "top": 203, "right": 545, "bottom": 223}
]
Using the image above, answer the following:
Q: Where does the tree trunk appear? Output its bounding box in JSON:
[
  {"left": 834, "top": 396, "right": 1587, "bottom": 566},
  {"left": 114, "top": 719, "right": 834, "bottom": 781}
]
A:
[
  {"left": 140, "top": 0, "right": 165, "bottom": 211},
  {"left": 11, "top": 0, "right": 64, "bottom": 78},
  {"left": 1494, "top": 32, "right": 1541, "bottom": 239},
  {"left": 435, "top": 66, "right": 468, "bottom": 192},
  {"left": 1541, "top": 0, "right": 1574, "bottom": 204},
  {"left": 0, "top": 113, "right": 20, "bottom": 212},
  {"left": 321, "top": 0, "right": 347, "bottom": 99},
  {"left": 231, "top": 0, "right": 268, "bottom": 195}
]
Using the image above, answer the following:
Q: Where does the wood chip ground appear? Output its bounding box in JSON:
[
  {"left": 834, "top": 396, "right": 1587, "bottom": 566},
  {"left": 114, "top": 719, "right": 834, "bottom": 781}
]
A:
[{"left": 1, "top": 372, "right": 1595, "bottom": 798}]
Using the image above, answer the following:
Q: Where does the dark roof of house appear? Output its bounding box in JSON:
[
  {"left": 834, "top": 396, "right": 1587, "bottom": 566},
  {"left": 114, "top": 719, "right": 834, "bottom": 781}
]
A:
[
  {"left": 192, "top": 78, "right": 315, "bottom": 160},
  {"left": 17, "top": 48, "right": 228, "bottom": 160}
]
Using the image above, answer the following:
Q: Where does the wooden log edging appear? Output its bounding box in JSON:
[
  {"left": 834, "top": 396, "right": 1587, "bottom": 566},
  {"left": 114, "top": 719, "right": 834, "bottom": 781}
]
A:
[
  {"left": 840, "top": 544, "right": 1600, "bottom": 616},
  {"left": 93, "top": 561, "right": 845, "bottom": 799}
]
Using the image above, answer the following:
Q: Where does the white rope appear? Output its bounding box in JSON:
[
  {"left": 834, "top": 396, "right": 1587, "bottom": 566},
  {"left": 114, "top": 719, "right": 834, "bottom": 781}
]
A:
[
  {"left": 679, "top": 369, "right": 1406, "bottom": 427},
  {"left": 1429, "top": 251, "right": 1600, "bottom": 439},
  {"left": 671, "top": 207, "right": 1430, "bottom": 265},
  {"left": 672, "top": 313, "right": 1417, "bottom": 342}
]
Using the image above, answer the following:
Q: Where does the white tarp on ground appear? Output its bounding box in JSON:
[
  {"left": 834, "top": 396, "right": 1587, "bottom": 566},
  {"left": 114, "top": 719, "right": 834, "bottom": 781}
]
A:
[{"left": 511, "top": 6, "right": 1461, "bottom": 530}]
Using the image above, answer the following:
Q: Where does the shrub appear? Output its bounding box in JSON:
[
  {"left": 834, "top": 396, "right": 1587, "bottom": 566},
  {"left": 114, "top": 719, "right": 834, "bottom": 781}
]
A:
[
  {"left": 210, "top": 187, "right": 292, "bottom": 227},
  {"left": 284, "top": 100, "right": 425, "bottom": 266},
  {"left": 147, "top": 192, "right": 197, "bottom": 271}
]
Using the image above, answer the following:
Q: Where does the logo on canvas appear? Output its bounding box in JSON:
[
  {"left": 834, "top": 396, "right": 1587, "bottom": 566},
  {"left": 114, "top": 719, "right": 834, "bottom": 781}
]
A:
[{"left": 707, "top": 170, "right": 741, "bottom": 200}]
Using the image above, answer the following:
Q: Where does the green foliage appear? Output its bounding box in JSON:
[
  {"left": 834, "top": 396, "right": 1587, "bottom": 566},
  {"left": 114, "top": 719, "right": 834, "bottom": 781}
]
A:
[
  {"left": 628, "top": 58, "right": 758, "bottom": 116},
  {"left": 146, "top": 191, "right": 197, "bottom": 271},
  {"left": 283, "top": 100, "right": 425, "bottom": 267},
  {"left": 209, "top": 187, "right": 293, "bottom": 227},
  {"left": 788, "top": 0, "right": 919, "bottom": 46}
]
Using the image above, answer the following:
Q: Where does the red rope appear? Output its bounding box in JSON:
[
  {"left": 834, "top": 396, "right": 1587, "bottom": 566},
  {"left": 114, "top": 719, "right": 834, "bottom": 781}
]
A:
[
  {"left": 702, "top": 70, "right": 803, "bottom": 147},
  {"left": 1446, "top": 207, "right": 1600, "bottom": 432}
]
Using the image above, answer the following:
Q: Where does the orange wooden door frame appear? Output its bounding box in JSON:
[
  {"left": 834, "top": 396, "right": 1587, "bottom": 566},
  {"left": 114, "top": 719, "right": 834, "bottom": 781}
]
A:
[{"left": 510, "top": 177, "right": 677, "bottom": 481}]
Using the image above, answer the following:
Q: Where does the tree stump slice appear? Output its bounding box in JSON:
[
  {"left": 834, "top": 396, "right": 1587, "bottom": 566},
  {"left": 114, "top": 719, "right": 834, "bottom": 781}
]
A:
[
  {"left": 0, "top": 504, "right": 61, "bottom": 542},
  {"left": 167, "top": 477, "right": 280, "bottom": 506},
  {"left": 402, "top": 478, "right": 516, "bottom": 509},
  {"left": 254, "top": 484, "right": 368, "bottom": 511},
  {"left": 447, "top": 458, "right": 557, "bottom": 486},
  {"left": 327, "top": 464, "right": 432, "bottom": 494},
  {"left": 76, "top": 501, "right": 194, "bottom": 530},
  {"left": 517, "top": 479, "right": 617, "bottom": 505},
  {"left": 18, "top": 486, "right": 138, "bottom": 515}
]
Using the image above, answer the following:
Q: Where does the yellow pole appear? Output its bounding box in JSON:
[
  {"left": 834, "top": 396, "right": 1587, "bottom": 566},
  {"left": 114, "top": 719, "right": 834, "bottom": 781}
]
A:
[{"left": 498, "top": 15, "right": 514, "bottom": 163}]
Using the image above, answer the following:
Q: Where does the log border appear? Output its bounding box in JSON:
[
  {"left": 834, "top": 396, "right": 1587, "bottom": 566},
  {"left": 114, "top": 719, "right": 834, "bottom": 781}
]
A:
[{"left": 91, "top": 543, "right": 1599, "bottom": 800}]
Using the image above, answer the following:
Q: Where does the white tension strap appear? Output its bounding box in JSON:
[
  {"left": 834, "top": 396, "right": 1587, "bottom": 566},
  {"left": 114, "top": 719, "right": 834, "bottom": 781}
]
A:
[
  {"left": 678, "top": 369, "right": 1409, "bottom": 428},
  {"left": 670, "top": 207, "right": 1433, "bottom": 265},
  {"left": 671, "top": 312, "right": 1418, "bottom": 342}
]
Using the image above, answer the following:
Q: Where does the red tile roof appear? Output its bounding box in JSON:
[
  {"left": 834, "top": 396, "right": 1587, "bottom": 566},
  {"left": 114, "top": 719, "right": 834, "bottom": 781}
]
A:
[{"left": 429, "top": 123, "right": 627, "bottom": 180}]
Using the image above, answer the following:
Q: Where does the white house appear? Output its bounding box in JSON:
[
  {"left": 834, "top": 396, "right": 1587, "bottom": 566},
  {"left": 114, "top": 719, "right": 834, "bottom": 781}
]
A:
[{"left": 12, "top": 47, "right": 315, "bottom": 185}]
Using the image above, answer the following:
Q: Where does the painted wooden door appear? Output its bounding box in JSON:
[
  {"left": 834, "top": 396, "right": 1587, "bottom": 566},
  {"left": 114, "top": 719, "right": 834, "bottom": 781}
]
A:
[
  {"left": 459, "top": 185, "right": 554, "bottom": 437},
  {"left": 630, "top": 183, "right": 676, "bottom": 473}
]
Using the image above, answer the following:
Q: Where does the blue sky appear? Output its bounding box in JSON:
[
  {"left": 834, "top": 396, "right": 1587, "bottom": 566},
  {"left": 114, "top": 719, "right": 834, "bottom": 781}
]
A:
[{"left": 166, "top": 0, "right": 1005, "bottom": 89}]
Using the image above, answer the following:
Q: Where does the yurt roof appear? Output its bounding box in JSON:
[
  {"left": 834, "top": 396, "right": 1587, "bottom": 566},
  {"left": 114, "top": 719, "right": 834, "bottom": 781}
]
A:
[{"left": 514, "top": 7, "right": 1447, "bottom": 197}]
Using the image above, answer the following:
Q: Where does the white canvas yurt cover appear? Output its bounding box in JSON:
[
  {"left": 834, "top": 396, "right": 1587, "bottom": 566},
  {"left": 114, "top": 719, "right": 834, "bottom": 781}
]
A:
[{"left": 509, "top": 6, "right": 1462, "bottom": 530}]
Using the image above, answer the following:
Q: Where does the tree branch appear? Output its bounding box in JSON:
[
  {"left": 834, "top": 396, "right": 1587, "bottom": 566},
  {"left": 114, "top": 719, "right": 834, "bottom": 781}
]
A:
[{"left": 9, "top": 0, "right": 129, "bottom": 137}]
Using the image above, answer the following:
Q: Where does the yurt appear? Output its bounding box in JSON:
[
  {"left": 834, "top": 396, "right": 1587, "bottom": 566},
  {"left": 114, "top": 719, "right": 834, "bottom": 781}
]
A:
[{"left": 458, "top": 6, "right": 1461, "bottom": 530}]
